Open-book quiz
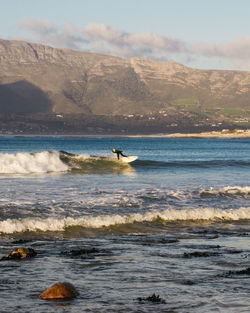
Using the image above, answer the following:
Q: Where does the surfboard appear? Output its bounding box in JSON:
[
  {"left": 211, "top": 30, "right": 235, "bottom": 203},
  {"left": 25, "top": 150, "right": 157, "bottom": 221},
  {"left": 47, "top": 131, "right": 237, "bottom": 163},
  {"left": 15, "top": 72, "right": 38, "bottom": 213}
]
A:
[{"left": 120, "top": 156, "right": 138, "bottom": 163}]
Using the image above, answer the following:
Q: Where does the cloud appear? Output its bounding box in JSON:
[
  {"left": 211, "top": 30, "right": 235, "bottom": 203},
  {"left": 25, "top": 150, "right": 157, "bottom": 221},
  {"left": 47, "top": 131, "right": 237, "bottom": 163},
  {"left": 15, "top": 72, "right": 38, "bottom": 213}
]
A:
[
  {"left": 193, "top": 36, "right": 250, "bottom": 59},
  {"left": 83, "top": 23, "right": 188, "bottom": 60},
  {"left": 17, "top": 18, "right": 250, "bottom": 69},
  {"left": 17, "top": 18, "right": 188, "bottom": 61},
  {"left": 83, "top": 23, "right": 187, "bottom": 52},
  {"left": 18, "top": 18, "right": 88, "bottom": 50}
]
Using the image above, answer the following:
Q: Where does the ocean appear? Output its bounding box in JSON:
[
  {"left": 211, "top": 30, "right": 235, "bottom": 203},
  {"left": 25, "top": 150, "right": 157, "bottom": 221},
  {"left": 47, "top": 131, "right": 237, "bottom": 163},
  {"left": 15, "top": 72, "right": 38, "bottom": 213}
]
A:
[{"left": 0, "top": 136, "right": 249, "bottom": 313}]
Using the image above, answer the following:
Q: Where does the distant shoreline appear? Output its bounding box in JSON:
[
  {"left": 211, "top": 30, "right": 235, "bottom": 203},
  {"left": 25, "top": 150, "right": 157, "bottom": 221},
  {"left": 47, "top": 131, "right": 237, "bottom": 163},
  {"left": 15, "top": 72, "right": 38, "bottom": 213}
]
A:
[
  {"left": 1, "top": 129, "right": 250, "bottom": 139},
  {"left": 165, "top": 129, "right": 250, "bottom": 138}
]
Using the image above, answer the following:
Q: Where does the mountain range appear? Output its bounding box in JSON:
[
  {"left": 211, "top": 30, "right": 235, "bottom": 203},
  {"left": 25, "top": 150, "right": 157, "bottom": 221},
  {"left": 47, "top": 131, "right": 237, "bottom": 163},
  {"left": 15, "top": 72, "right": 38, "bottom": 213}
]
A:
[{"left": 0, "top": 38, "right": 250, "bottom": 133}]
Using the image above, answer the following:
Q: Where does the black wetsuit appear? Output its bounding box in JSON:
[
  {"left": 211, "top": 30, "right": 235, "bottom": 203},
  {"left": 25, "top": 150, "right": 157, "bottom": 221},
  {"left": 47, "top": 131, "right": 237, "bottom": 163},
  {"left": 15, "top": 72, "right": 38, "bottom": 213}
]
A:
[{"left": 113, "top": 149, "right": 126, "bottom": 160}]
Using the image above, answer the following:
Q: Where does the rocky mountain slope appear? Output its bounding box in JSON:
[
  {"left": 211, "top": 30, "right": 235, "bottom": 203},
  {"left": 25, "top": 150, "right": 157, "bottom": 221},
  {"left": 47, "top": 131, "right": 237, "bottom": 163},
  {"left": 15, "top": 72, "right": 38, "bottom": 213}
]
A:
[{"left": 0, "top": 38, "right": 250, "bottom": 124}]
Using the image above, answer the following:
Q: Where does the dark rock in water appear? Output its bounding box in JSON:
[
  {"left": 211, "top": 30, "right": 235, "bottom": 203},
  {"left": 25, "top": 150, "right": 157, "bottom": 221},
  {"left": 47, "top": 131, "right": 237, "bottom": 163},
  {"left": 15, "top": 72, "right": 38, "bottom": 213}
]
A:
[
  {"left": 62, "top": 247, "right": 100, "bottom": 257},
  {"left": 40, "top": 282, "right": 79, "bottom": 300},
  {"left": 0, "top": 247, "right": 37, "bottom": 260},
  {"left": 238, "top": 267, "right": 250, "bottom": 275},
  {"left": 70, "top": 247, "right": 99, "bottom": 256},
  {"left": 137, "top": 293, "right": 166, "bottom": 304},
  {"left": 226, "top": 249, "right": 243, "bottom": 254},
  {"left": 225, "top": 267, "right": 250, "bottom": 276},
  {"left": 183, "top": 251, "right": 219, "bottom": 258},
  {"left": 183, "top": 280, "right": 196, "bottom": 285},
  {"left": 12, "top": 239, "right": 31, "bottom": 244}
]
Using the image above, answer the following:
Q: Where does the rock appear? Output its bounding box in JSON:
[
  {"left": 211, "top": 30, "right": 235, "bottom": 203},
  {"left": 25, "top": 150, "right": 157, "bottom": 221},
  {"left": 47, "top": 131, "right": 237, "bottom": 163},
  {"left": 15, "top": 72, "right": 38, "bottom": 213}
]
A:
[
  {"left": 225, "top": 267, "right": 250, "bottom": 276},
  {"left": 183, "top": 251, "right": 219, "bottom": 258},
  {"left": 0, "top": 247, "right": 37, "bottom": 260},
  {"left": 137, "top": 293, "right": 166, "bottom": 304},
  {"left": 61, "top": 247, "right": 100, "bottom": 257},
  {"left": 40, "top": 282, "right": 79, "bottom": 300},
  {"left": 12, "top": 239, "right": 31, "bottom": 244}
]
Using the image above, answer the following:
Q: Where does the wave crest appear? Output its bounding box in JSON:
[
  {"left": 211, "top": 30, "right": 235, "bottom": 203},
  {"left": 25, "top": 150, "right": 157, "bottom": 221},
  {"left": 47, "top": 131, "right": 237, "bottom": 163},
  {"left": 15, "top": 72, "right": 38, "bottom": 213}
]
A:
[
  {"left": 0, "top": 207, "right": 249, "bottom": 234},
  {"left": 0, "top": 151, "right": 69, "bottom": 174}
]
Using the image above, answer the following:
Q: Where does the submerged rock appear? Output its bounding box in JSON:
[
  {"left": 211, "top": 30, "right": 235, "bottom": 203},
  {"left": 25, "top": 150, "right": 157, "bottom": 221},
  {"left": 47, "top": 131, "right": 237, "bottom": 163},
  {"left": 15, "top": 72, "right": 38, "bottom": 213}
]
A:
[
  {"left": 12, "top": 239, "right": 31, "bottom": 244},
  {"left": 61, "top": 247, "right": 100, "bottom": 257},
  {"left": 183, "top": 251, "right": 219, "bottom": 258},
  {"left": 137, "top": 293, "right": 166, "bottom": 304},
  {"left": 225, "top": 267, "right": 250, "bottom": 276},
  {"left": 0, "top": 247, "right": 37, "bottom": 260},
  {"left": 40, "top": 282, "right": 79, "bottom": 300}
]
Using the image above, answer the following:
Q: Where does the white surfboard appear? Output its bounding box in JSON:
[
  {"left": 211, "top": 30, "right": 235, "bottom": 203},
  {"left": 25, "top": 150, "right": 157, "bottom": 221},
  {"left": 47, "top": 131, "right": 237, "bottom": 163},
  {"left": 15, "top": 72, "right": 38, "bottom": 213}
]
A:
[{"left": 120, "top": 156, "right": 138, "bottom": 163}]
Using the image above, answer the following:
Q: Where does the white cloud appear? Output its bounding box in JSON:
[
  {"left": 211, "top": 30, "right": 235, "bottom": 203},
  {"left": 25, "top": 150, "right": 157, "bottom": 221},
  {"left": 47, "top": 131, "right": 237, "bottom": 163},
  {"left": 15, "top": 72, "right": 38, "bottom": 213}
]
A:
[
  {"left": 19, "top": 18, "right": 88, "bottom": 50},
  {"left": 20, "top": 18, "right": 57, "bottom": 36},
  {"left": 17, "top": 18, "right": 250, "bottom": 69},
  {"left": 193, "top": 36, "right": 250, "bottom": 59},
  {"left": 83, "top": 23, "right": 187, "bottom": 52}
]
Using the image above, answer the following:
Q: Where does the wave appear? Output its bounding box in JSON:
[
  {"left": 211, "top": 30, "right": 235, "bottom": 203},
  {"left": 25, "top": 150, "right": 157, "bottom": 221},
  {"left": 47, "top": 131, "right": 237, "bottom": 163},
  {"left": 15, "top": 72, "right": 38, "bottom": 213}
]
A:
[
  {"left": 0, "top": 207, "right": 249, "bottom": 234},
  {"left": 59, "top": 151, "right": 130, "bottom": 173},
  {"left": 199, "top": 186, "right": 250, "bottom": 197},
  {"left": 0, "top": 151, "right": 130, "bottom": 174},
  {"left": 0, "top": 150, "right": 248, "bottom": 174},
  {"left": 137, "top": 186, "right": 250, "bottom": 203},
  {"left": 0, "top": 151, "right": 69, "bottom": 174}
]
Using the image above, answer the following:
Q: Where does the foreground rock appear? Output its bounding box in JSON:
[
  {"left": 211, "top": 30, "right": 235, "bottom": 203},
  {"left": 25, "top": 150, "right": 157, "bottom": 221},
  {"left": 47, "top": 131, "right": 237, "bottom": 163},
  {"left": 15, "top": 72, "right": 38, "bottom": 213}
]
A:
[
  {"left": 0, "top": 247, "right": 37, "bottom": 260},
  {"left": 40, "top": 282, "right": 79, "bottom": 300}
]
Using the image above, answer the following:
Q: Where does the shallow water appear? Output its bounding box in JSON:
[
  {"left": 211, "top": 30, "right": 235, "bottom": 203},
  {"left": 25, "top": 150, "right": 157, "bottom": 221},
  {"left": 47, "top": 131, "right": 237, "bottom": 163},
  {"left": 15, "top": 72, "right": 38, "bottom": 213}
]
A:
[{"left": 0, "top": 137, "right": 249, "bottom": 312}]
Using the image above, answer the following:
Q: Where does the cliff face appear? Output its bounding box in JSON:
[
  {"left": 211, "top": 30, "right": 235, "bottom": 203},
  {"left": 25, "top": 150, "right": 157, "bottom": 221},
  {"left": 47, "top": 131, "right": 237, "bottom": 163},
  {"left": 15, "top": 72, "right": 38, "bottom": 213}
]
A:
[{"left": 1, "top": 38, "right": 250, "bottom": 116}]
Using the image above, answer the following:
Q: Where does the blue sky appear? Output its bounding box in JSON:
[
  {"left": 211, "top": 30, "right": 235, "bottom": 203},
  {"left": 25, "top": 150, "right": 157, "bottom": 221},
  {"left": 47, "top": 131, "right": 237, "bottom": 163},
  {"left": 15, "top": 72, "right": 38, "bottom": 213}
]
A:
[{"left": 1, "top": 0, "right": 250, "bottom": 70}]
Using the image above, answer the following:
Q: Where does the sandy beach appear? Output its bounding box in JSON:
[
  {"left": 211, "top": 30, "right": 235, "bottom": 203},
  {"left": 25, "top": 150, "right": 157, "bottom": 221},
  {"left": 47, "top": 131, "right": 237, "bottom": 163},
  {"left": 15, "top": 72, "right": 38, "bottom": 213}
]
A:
[{"left": 167, "top": 129, "right": 250, "bottom": 138}]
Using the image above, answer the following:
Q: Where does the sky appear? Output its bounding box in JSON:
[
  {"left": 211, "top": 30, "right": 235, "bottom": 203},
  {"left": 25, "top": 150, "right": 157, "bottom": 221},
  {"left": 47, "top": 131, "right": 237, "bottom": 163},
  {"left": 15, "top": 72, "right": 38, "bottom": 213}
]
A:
[{"left": 1, "top": 0, "right": 250, "bottom": 70}]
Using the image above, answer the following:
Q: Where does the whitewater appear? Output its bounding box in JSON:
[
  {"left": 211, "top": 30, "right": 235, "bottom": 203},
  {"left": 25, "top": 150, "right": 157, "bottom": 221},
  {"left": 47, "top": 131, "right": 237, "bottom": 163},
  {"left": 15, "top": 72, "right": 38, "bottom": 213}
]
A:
[
  {"left": 0, "top": 151, "right": 68, "bottom": 173},
  {"left": 0, "top": 206, "right": 249, "bottom": 234}
]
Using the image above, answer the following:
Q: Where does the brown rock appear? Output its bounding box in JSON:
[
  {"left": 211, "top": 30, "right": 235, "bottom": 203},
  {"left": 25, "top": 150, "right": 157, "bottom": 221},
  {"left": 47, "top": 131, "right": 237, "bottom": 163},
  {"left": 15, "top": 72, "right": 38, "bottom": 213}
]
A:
[
  {"left": 40, "top": 282, "right": 79, "bottom": 300},
  {"left": 1, "top": 247, "right": 37, "bottom": 260}
]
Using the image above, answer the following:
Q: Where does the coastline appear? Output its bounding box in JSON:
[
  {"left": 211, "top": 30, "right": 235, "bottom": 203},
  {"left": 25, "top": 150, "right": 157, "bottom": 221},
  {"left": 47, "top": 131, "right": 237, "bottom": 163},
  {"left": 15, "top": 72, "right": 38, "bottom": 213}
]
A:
[
  {"left": 165, "top": 129, "right": 250, "bottom": 138},
  {"left": 1, "top": 129, "right": 250, "bottom": 139}
]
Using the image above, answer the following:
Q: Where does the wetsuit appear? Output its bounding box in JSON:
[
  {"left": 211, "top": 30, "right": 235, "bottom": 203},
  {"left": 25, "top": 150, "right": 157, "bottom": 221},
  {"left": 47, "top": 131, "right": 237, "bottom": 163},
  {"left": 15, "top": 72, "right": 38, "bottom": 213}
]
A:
[{"left": 112, "top": 149, "right": 127, "bottom": 160}]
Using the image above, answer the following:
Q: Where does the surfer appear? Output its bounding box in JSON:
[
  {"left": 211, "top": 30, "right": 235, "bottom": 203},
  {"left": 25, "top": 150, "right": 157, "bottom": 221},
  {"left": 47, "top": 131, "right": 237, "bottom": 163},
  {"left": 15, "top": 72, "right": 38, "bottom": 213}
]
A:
[{"left": 112, "top": 148, "right": 127, "bottom": 160}]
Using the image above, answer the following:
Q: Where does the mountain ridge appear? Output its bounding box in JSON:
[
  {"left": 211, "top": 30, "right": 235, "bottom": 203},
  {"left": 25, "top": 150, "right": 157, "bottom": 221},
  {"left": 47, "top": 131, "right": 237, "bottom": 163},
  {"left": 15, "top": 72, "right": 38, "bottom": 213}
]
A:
[{"left": 0, "top": 38, "right": 250, "bottom": 134}]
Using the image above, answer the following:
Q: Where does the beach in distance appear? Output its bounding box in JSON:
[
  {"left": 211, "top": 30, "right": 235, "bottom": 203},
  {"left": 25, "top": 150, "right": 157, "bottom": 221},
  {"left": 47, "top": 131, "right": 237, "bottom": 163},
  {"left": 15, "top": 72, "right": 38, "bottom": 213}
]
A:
[{"left": 0, "top": 136, "right": 249, "bottom": 313}]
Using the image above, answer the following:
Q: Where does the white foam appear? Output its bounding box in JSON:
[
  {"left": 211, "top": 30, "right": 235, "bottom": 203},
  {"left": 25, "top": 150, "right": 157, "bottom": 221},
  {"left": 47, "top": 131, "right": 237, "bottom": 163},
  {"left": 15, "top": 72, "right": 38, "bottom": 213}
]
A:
[
  {"left": 200, "top": 186, "right": 250, "bottom": 196},
  {"left": 0, "top": 207, "right": 249, "bottom": 234},
  {"left": 0, "top": 151, "right": 69, "bottom": 174}
]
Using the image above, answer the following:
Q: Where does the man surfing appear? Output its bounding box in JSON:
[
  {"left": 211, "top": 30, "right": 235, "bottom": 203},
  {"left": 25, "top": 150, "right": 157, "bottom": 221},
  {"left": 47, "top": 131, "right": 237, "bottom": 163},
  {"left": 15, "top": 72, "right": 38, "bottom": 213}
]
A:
[{"left": 112, "top": 148, "right": 127, "bottom": 160}]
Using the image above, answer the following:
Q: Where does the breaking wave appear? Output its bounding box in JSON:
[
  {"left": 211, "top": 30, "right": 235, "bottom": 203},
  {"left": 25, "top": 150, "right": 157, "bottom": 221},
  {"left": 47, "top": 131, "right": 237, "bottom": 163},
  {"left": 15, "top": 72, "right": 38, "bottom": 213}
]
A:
[
  {"left": 59, "top": 151, "right": 130, "bottom": 173},
  {"left": 0, "top": 150, "right": 249, "bottom": 175},
  {"left": 0, "top": 151, "right": 129, "bottom": 174},
  {"left": 0, "top": 151, "right": 69, "bottom": 174},
  {"left": 0, "top": 207, "right": 249, "bottom": 234}
]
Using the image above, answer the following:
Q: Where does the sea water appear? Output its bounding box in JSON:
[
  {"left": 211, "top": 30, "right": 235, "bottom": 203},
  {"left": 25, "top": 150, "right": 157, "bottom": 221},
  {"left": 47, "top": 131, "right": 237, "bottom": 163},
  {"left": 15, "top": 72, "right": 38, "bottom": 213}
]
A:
[{"left": 0, "top": 136, "right": 249, "bottom": 312}]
